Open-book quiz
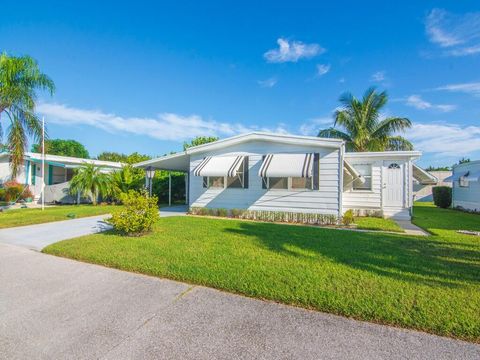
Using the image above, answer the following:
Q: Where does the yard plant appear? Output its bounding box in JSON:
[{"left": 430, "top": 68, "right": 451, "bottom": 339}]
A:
[
  {"left": 44, "top": 202, "right": 480, "bottom": 342},
  {"left": 108, "top": 190, "right": 159, "bottom": 235},
  {"left": 432, "top": 186, "right": 452, "bottom": 209}
]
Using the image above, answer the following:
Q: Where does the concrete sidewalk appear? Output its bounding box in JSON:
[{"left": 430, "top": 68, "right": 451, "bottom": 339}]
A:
[
  {"left": 394, "top": 220, "right": 430, "bottom": 236},
  {"left": 0, "top": 215, "right": 111, "bottom": 251},
  {"left": 0, "top": 244, "right": 477, "bottom": 360}
]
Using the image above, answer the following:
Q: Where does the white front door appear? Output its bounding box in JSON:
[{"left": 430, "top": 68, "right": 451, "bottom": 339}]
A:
[{"left": 383, "top": 161, "right": 404, "bottom": 208}]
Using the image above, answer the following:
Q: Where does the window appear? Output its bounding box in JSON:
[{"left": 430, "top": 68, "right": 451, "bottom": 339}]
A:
[
  {"left": 352, "top": 164, "right": 372, "bottom": 191},
  {"left": 203, "top": 157, "right": 248, "bottom": 189},
  {"left": 266, "top": 177, "right": 312, "bottom": 190},
  {"left": 291, "top": 177, "right": 312, "bottom": 190},
  {"left": 208, "top": 176, "right": 224, "bottom": 188},
  {"left": 268, "top": 177, "right": 288, "bottom": 189},
  {"left": 226, "top": 158, "right": 245, "bottom": 188},
  {"left": 459, "top": 177, "right": 469, "bottom": 188},
  {"left": 388, "top": 163, "right": 400, "bottom": 169}
]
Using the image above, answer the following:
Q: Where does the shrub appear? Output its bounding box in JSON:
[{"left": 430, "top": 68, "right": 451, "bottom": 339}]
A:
[
  {"left": 108, "top": 190, "right": 159, "bottom": 236},
  {"left": 3, "top": 181, "right": 24, "bottom": 202},
  {"left": 432, "top": 186, "right": 452, "bottom": 209},
  {"left": 21, "top": 186, "right": 33, "bottom": 200},
  {"left": 342, "top": 209, "right": 355, "bottom": 226},
  {"left": 217, "top": 208, "right": 228, "bottom": 217},
  {"left": 0, "top": 188, "right": 5, "bottom": 201},
  {"left": 230, "top": 208, "right": 244, "bottom": 218}
]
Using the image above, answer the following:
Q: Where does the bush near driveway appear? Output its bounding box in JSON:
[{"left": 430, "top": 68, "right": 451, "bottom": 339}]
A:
[
  {"left": 45, "top": 202, "right": 480, "bottom": 342},
  {"left": 108, "top": 190, "right": 159, "bottom": 236}
]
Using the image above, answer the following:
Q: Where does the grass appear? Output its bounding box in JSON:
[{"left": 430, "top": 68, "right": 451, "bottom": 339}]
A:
[
  {"left": 0, "top": 205, "right": 118, "bottom": 229},
  {"left": 355, "top": 216, "right": 404, "bottom": 232},
  {"left": 43, "top": 203, "right": 480, "bottom": 342}
]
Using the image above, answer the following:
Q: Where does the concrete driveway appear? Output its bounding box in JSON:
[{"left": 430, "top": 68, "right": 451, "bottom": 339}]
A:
[
  {"left": 0, "top": 215, "right": 111, "bottom": 251},
  {"left": 0, "top": 244, "right": 478, "bottom": 360}
]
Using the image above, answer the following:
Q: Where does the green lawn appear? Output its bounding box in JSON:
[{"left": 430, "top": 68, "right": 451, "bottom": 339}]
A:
[
  {"left": 44, "top": 203, "right": 480, "bottom": 342},
  {"left": 0, "top": 205, "right": 118, "bottom": 229},
  {"left": 355, "top": 216, "right": 404, "bottom": 232}
]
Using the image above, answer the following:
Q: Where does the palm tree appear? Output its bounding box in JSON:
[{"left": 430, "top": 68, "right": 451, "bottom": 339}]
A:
[
  {"left": 69, "top": 163, "right": 111, "bottom": 205},
  {"left": 318, "top": 88, "right": 413, "bottom": 151},
  {"left": 110, "top": 164, "right": 144, "bottom": 201},
  {"left": 0, "top": 53, "right": 55, "bottom": 177}
]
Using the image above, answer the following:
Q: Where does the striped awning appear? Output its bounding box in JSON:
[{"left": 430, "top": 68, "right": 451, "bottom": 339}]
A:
[
  {"left": 193, "top": 156, "right": 244, "bottom": 177},
  {"left": 259, "top": 153, "right": 313, "bottom": 178}
]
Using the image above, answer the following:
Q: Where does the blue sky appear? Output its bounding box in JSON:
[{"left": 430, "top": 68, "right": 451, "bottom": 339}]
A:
[{"left": 1, "top": 1, "right": 479, "bottom": 166}]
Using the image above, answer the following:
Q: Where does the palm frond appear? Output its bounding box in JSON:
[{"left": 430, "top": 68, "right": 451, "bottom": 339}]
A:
[
  {"left": 371, "top": 117, "right": 412, "bottom": 138},
  {"left": 385, "top": 136, "right": 414, "bottom": 151}
]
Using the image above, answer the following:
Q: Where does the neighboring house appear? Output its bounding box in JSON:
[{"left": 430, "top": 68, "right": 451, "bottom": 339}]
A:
[
  {"left": 137, "top": 132, "right": 428, "bottom": 220},
  {"left": 413, "top": 170, "right": 451, "bottom": 202},
  {"left": 0, "top": 152, "right": 122, "bottom": 203},
  {"left": 445, "top": 160, "right": 480, "bottom": 212}
]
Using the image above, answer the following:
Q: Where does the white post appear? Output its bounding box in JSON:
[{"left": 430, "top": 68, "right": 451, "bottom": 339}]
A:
[
  {"left": 185, "top": 172, "right": 188, "bottom": 205},
  {"left": 168, "top": 172, "right": 172, "bottom": 207},
  {"left": 41, "top": 116, "right": 45, "bottom": 211}
]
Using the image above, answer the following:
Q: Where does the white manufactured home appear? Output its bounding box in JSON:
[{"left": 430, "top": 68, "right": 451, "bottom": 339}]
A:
[
  {"left": 445, "top": 160, "right": 480, "bottom": 212},
  {"left": 0, "top": 152, "right": 122, "bottom": 203},
  {"left": 138, "top": 132, "right": 427, "bottom": 220}
]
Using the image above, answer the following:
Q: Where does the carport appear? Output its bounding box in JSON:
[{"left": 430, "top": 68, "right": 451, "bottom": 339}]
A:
[{"left": 135, "top": 152, "right": 191, "bottom": 206}]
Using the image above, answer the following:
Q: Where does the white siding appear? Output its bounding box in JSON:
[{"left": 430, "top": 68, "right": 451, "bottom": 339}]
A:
[
  {"left": 342, "top": 159, "right": 382, "bottom": 211},
  {"left": 452, "top": 161, "right": 480, "bottom": 212},
  {"left": 189, "top": 141, "right": 341, "bottom": 216},
  {"left": 0, "top": 157, "right": 28, "bottom": 185}
]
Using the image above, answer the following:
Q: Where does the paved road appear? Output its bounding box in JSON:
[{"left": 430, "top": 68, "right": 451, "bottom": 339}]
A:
[
  {"left": 0, "top": 244, "right": 477, "bottom": 360},
  {"left": 0, "top": 215, "right": 111, "bottom": 251}
]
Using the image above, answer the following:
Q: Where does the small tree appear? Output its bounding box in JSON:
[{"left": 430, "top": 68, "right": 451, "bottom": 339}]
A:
[
  {"left": 32, "top": 139, "right": 89, "bottom": 158},
  {"left": 432, "top": 186, "right": 452, "bottom": 209},
  {"left": 69, "top": 163, "right": 111, "bottom": 205}
]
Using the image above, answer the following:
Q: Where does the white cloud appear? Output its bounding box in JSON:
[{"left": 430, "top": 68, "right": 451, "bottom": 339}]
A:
[
  {"left": 407, "top": 123, "right": 480, "bottom": 157},
  {"left": 425, "top": 8, "right": 480, "bottom": 56},
  {"left": 316, "top": 64, "right": 330, "bottom": 77},
  {"left": 264, "top": 38, "right": 324, "bottom": 63},
  {"left": 37, "top": 103, "right": 287, "bottom": 141},
  {"left": 299, "top": 117, "right": 333, "bottom": 136},
  {"left": 435, "top": 82, "right": 480, "bottom": 96},
  {"left": 405, "top": 95, "right": 456, "bottom": 112},
  {"left": 370, "top": 71, "right": 386, "bottom": 82},
  {"left": 257, "top": 77, "right": 278, "bottom": 88}
]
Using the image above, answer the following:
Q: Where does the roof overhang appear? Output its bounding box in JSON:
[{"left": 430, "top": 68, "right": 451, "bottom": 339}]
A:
[
  {"left": 135, "top": 152, "right": 190, "bottom": 172},
  {"left": 413, "top": 164, "right": 438, "bottom": 185},
  {"left": 344, "top": 150, "right": 422, "bottom": 160},
  {"left": 186, "top": 132, "right": 344, "bottom": 155}
]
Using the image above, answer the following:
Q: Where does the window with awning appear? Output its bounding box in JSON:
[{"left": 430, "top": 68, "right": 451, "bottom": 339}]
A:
[
  {"left": 343, "top": 160, "right": 368, "bottom": 190},
  {"left": 259, "top": 153, "right": 319, "bottom": 190},
  {"left": 444, "top": 171, "right": 479, "bottom": 184},
  {"left": 194, "top": 156, "right": 248, "bottom": 189}
]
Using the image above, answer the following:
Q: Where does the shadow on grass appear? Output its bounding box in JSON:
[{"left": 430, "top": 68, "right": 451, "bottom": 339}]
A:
[{"left": 224, "top": 222, "right": 480, "bottom": 288}]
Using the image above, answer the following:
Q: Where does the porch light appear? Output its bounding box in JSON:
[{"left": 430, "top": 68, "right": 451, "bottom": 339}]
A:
[{"left": 146, "top": 167, "right": 156, "bottom": 179}]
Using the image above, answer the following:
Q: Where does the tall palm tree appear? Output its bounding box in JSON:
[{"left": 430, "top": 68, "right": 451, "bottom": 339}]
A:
[
  {"left": 69, "top": 163, "right": 111, "bottom": 205},
  {"left": 0, "top": 53, "right": 55, "bottom": 176},
  {"left": 318, "top": 88, "right": 413, "bottom": 151}
]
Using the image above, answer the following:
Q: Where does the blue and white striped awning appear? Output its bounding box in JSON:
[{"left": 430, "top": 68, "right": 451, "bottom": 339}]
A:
[
  {"left": 193, "top": 156, "right": 244, "bottom": 177},
  {"left": 259, "top": 153, "right": 313, "bottom": 178}
]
